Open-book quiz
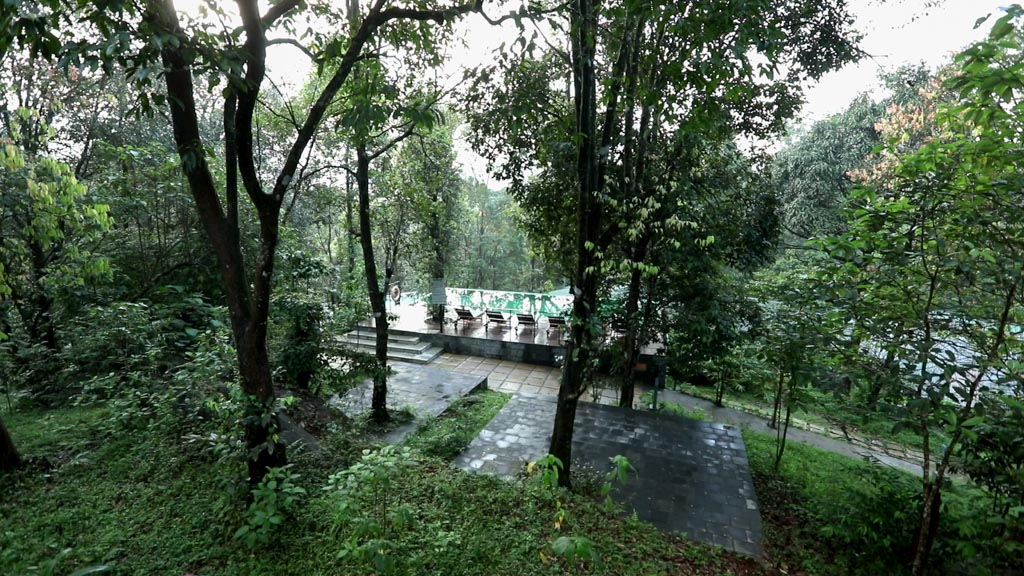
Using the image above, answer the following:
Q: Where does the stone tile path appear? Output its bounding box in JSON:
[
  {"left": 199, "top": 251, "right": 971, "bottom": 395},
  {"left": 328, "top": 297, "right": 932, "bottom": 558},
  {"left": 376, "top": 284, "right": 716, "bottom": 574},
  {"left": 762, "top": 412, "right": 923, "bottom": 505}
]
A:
[
  {"left": 642, "top": 386, "right": 925, "bottom": 476},
  {"left": 453, "top": 393, "right": 763, "bottom": 557},
  {"left": 430, "top": 353, "right": 621, "bottom": 405},
  {"left": 330, "top": 362, "right": 486, "bottom": 443}
]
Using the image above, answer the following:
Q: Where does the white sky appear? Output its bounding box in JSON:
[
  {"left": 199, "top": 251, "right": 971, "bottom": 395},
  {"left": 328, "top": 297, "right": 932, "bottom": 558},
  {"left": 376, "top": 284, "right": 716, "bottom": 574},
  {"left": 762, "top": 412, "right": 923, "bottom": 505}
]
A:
[
  {"left": 178, "top": 0, "right": 1010, "bottom": 186},
  {"left": 800, "top": 0, "right": 1006, "bottom": 121}
]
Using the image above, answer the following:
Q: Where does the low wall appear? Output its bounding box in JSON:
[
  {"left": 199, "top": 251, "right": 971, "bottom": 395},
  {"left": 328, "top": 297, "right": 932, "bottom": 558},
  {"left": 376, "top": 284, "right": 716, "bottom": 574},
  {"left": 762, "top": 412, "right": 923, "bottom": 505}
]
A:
[
  {"left": 394, "top": 329, "right": 567, "bottom": 367},
  {"left": 394, "top": 329, "right": 665, "bottom": 377}
]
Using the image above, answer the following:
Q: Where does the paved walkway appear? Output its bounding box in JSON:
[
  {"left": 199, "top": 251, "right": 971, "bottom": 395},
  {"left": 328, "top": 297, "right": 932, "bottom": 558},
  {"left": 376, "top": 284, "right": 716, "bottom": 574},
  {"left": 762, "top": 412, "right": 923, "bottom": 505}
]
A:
[
  {"left": 643, "top": 387, "right": 924, "bottom": 476},
  {"left": 430, "top": 353, "right": 621, "bottom": 404},
  {"left": 330, "top": 362, "right": 486, "bottom": 443},
  {"left": 429, "top": 353, "right": 923, "bottom": 475},
  {"left": 453, "top": 393, "right": 763, "bottom": 557}
]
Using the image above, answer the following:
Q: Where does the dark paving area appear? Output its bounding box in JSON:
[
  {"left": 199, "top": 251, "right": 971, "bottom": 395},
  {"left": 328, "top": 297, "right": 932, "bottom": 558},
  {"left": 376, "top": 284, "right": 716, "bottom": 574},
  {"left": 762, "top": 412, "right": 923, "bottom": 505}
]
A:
[
  {"left": 454, "top": 394, "right": 763, "bottom": 557},
  {"left": 330, "top": 362, "right": 487, "bottom": 443}
]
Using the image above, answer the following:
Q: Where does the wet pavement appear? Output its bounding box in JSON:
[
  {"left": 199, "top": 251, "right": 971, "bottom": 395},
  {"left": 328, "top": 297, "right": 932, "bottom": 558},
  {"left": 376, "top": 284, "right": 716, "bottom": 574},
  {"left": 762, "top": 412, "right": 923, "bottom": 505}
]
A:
[{"left": 453, "top": 393, "right": 763, "bottom": 557}]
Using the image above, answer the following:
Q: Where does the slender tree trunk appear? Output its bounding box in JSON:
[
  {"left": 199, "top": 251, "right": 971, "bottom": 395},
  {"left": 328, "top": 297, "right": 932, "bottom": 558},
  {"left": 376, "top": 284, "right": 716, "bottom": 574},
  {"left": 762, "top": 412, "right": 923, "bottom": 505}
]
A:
[
  {"left": 0, "top": 415, "right": 21, "bottom": 472},
  {"left": 549, "top": 0, "right": 601, "bottom": 489},
  {"left": 346, "top": 149, "right": 357, "bottom": 281},
  {"left": 770, "top": 370, "right": 784, "bottom": 429},
  {"left": 150, "top": 0, "right": 287, "bottom": 486},
  {"left": 619, "top": 249, "right": 645, "bottom": 408},
  {"left": 773, "top": 397, "right": 792, "bottom": 471},
  {"left": 356, "top": 144, "right": 390, "bottom": 423},
  {"left": 911, "top": 279, "right": 1018, "bottom": 575}
]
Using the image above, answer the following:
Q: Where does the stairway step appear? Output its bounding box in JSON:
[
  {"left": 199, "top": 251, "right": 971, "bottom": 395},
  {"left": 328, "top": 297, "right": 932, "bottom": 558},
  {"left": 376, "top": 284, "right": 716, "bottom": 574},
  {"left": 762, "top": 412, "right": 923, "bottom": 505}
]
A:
[
  {"left": 333, "top": 341, "right": 442, "bottom": 365},
  {"left": 349, "top": 326, "right": 421, "bottom": 343},
  {"left": 338, "top": 334, "right": 431, "bottom": 354}
]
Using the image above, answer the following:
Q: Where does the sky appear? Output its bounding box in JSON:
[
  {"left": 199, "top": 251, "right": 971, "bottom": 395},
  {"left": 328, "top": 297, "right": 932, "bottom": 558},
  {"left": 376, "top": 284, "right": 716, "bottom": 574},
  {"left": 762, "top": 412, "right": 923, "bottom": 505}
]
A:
[
  {"left": 178, "top": 0, "right": 1011, "bottom": 187},
  {"left": 800, "top": 0, "right": 1006, "bottom": 121}
]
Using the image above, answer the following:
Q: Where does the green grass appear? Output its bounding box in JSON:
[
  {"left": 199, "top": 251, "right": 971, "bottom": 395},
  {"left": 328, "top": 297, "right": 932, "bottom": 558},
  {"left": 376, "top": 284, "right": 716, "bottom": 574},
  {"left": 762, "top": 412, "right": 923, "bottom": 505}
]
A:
[
  {"left": 742, "top": 427, "right": 1018, "bottom": 576},
  {"left": 1, "top": 395, "right": 758, "bottom": 576},
  {"left": 403, "top": 390, "right": 511, "bottom": 459},
  {"left": 674, "top": 379, "right": 948, "bottom": 451}
]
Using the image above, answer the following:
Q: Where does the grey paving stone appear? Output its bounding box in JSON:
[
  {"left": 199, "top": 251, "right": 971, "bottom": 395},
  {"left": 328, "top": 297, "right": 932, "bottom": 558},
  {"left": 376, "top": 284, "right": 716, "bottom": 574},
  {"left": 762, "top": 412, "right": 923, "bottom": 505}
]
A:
[
  {"left": 454, "top": 395, "right": 764, "bottom": 557},
  {"left": 330, "top": 362, "right": 486, "bottom": 443}
]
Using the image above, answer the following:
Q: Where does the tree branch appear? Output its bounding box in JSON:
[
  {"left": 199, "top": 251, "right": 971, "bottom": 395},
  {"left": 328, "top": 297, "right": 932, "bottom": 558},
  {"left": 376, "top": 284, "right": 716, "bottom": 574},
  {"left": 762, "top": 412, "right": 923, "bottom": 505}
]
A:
[{"left": 271, "top": 0, "right": 479, "bottom": 201}]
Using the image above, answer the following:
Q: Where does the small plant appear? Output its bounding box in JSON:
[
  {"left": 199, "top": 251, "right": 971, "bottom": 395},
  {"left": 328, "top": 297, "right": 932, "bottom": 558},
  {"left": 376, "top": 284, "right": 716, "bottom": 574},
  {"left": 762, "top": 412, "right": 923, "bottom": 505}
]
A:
[
  {"left": 324, "top": 446, "right": 419, "bottom": 574},
  {"left": 528, "top": 453, "right": 564, "bottom": 489},
  {"left": 30, "top": 548, "right": 110, "bottom": 576},
  {"left": 600, "top": 454, "right": 636, "bottom": 512},
  {"left": 234, "top": 465, "right": 307, "bottom": 550},
  {"left": 549, "top": 535, "right": 600, "bottom": 574},
  {"left": 531, "top": 454, "right": 634, "bottom": 574}
]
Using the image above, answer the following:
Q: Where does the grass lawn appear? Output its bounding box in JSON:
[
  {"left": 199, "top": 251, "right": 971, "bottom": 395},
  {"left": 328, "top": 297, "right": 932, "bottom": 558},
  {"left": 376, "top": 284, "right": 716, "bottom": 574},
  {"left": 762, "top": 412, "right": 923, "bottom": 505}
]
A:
[
  {"left": 1, "top": 391, "right": 764, "bottom": 576},
  {"left": 673, "top": 380, "right": 947, "bottom": 452}
]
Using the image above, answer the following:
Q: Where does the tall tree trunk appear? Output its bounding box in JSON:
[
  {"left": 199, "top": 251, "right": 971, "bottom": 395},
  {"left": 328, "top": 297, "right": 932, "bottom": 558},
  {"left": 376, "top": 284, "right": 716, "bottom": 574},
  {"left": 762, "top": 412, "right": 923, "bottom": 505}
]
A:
[
  {"left": 619, "top": 241, "right": 647, "bottom": 408},
  {"left": 346, "top": 145, "right": 357, "bottom": 281},
  {"left": 150, "top": 0, "right": 287, "bottom": 486},
  {"left": 549, "top": 0, "right": 601, "bottom": 489},
  {"left": 770, "top": 370, "right": 785, "bottom": 429},
  {"left": 356, "top": 143, "right": 390, "bottom": 424},
  {"left": 0, "top": 415, "right": 21, "bottom": 472}
]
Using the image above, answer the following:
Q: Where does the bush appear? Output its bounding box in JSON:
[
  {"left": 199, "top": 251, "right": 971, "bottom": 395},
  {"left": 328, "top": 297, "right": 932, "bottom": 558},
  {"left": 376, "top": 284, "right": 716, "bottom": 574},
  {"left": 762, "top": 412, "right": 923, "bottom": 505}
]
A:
[{"left": 234, "top": 465, "right": 307, "bottom": 550}]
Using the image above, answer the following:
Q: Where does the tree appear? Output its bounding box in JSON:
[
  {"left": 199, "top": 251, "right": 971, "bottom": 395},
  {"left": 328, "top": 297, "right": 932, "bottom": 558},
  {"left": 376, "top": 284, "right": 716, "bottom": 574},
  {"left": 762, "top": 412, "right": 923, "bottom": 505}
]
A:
[
  {"left": 773, "top": 94, "right": 882, "bottom": 241},
  {"left": 1, "top": 0, "right": 482, "bottom": 483},
  {"left": 0, "top": 140, "right": 111, "bottom": 396},
  {"left": 823, "top": 10, "right": 1024, "bottom": 572},
  {"left": 0, "top": 414, "right": 19, "bottom": 472},
  {"left": 536, "top": 0, "right": 860, "bottom": 487},
  {"left": 398, "top": 121, "right": 463, "bottom": 320},
  {"left": 0, "top": 142, "right": 109, "bottom": 468}
]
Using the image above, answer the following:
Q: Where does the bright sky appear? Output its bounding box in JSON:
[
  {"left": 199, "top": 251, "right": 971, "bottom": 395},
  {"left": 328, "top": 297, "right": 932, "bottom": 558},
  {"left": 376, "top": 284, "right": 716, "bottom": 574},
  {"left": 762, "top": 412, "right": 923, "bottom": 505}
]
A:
[
  {"left": 800, "top": 0, "right": 1006, "bottom": 121},
  {"left": 176, "top": 0, "right": 1011, "bottom": 186}
]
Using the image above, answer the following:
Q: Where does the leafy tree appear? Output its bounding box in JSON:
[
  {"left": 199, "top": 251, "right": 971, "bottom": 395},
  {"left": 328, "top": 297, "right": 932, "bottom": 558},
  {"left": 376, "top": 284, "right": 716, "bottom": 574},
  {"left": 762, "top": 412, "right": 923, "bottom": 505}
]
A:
[
  {"left": 395, "top": 120, "right": 464, "bottom": 319},
  {"left": 823, "top": 10, "right": 1024, "bottom": 572},
  {"left": 0, "top": 0, "right": 484, "bottom": 482},
  {"left": 533, "top": 0, "right": 860, "bottom": 486},
  {"left": 773, "top": 94, "right": 883, "bottom": 241},
  {"left": 0, "top": 141, "right": 111, "bottom": 386}
]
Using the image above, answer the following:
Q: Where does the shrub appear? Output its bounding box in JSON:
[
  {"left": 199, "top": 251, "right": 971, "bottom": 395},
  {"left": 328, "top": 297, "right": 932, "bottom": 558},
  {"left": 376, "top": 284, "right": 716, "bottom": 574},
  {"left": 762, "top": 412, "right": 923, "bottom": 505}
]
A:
[{"left": 234, "top": 465, "right": 307, "bottom": 550}]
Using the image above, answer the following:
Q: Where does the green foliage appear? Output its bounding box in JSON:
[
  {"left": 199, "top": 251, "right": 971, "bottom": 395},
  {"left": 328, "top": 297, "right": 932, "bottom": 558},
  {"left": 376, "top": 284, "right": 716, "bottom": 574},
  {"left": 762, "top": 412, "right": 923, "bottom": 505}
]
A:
[
  {"left": 29, "top": 548, "right": 110, "bottom": 576},
  {"left": 549, "top": 535, "right": 599, "bottom": 572},
  {"left": 403, "top": 391, "right": 510, "bottom": 460},
  {"left": 772, "top": 94, "right": 884, "bottom": 239},
  {"left": 4, "top": 401, "right": 756, "bottom": 576},
  {"left": 274, "top": 297, "right": 326, "bottom": 392},
  {"left": 234, "top": 465, "right": 307, "bottom": 550},
  {"left": 528, "top": 453, "right": 564, "bottom": 489},
  {"left": 68, "top": 297, "right": 232, "bottom": 434},
  {"left": 954, "top": 394, "right": 1024, "bottom": 549},
  {"left": 324, "top": 446, "right": 421, "bottom": 574},
  {"left": 745, "top": 427, "right": 1022, "bottom": 575},
  {"left": 600, "top": 455, "right": 636, "bottom": 512},
  {"left": 0, "top": 140, "right": 111, "bottom": 353}
]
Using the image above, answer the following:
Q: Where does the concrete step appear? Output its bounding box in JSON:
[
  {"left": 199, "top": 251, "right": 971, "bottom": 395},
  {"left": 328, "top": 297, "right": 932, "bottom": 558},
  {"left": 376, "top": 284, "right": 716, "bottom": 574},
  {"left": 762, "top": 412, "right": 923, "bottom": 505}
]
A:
[
  {"left": 335, "top": 331, "right": 442, "bottom": 365},
  {"left": 338, "top": 333, "right": 432, "bottom": 355},
  {"left": 349, "top": 326, "right": 421, "bottom": 344}
]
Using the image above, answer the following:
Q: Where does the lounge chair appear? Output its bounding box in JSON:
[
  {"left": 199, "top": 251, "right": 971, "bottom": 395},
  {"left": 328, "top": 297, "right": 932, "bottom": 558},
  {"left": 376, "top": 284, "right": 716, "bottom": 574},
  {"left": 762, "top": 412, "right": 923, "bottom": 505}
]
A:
[
  {"left": 546, "top": 315, "right": 567, "bottom": 336},
  {"left": 453, "top": 307, "right": 483, "bottom": 330},
  {"left": 485, "top": 310, "right": 509, "bottom": 331},
  {"left": 515, "top": 313, "right": 537, "bottom": 333}
]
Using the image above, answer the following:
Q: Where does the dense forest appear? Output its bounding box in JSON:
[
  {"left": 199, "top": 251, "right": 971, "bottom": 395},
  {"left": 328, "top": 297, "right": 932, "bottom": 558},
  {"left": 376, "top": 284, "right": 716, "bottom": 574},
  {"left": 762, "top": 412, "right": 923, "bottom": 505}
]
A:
[{"left": 1, "top": 1, "right": 1022, "bottom": 575}]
